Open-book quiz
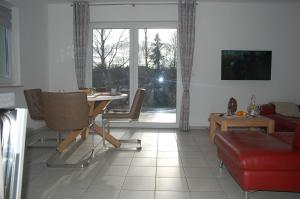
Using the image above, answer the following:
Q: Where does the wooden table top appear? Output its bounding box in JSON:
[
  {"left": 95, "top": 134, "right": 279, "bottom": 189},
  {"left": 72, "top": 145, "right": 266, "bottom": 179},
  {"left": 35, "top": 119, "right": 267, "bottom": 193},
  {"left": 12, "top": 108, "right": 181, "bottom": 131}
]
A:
[
  {"left": 87, "top": 93, "right": 127, "bottom": 101},
  {"left": 211, "top": 113, "right": 271, "bottom": 122}
]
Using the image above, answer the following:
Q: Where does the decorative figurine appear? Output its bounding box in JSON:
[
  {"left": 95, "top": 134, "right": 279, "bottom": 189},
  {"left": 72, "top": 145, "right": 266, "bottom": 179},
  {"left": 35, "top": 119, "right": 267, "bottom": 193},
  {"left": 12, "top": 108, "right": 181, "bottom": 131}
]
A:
[
  {"left": 247, "top": 95, "right": 259, "bottom": 116},
  {"left": 227, "top": 97, "right": 237, "bottom": 116}
]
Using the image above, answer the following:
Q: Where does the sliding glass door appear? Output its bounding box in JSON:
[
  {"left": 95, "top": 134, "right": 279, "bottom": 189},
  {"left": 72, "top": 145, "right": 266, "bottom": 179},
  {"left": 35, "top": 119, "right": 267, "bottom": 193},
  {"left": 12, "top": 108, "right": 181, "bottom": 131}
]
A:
[
  {"left": 91, "top": 24, "right": 177, "bottom": 125},
  {"left": 137, "top": 28, "right": 177, "bottom": 123}
]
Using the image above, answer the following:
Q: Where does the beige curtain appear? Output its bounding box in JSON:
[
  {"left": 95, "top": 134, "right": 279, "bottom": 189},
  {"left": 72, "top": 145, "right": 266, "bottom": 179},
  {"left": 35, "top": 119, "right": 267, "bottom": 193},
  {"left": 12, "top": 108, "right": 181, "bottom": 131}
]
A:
[
  {"left": 73, "top": 1, "right": 90, "bottom": 89},
  {"left": 178, "top": 0, "right": 196, "bottom": 131}
]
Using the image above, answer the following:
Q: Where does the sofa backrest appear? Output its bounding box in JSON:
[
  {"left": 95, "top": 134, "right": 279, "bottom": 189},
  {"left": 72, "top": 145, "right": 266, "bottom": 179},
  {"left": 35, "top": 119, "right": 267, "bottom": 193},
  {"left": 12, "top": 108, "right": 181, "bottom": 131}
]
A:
[
  {"left": 293, "top": 122, "right": 300, "bottom": 149},
  {"left": 260, "top": 103, "right": 300, "bottom": 116}
]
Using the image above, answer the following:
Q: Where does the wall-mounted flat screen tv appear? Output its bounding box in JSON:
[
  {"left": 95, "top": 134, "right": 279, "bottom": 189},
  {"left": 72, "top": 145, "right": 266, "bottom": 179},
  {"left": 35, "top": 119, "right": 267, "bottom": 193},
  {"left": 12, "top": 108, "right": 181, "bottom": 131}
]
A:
[{"left": 221, "top": 50, "right": 272, "bottom": 80}]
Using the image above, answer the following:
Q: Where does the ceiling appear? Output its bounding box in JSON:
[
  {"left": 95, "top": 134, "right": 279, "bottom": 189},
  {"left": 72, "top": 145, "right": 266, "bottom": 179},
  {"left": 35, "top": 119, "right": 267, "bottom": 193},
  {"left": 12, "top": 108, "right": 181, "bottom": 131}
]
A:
[{"left": 46, "top": 0, "right": 298, "bottom": 4}]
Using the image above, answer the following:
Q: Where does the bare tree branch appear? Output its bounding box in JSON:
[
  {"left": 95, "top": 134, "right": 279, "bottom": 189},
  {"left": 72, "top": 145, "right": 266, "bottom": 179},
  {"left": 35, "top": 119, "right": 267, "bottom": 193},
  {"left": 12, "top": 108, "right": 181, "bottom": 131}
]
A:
[
  {"left": 108, "top": 30, "right": 127, "bottom": 67},
  {"left": 104, "top": 29, "right": 112, "bottom": 41},
  {"left": 93, "top": 28, "right": 129, "bottom": 68},
  {"left": 117, "top": 57, "right": 129, "bottom": 68}
]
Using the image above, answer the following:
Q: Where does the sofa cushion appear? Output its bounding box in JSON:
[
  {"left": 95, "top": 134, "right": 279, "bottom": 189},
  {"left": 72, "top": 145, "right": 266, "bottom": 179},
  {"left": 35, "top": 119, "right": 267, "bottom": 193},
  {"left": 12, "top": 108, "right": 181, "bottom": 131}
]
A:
[
  {"left": 272, "top": 102, "right": 300, "bottom": 117},
  {"left": 266, "top": 114, "right": 299, "bottom": 132},
  {"left": 293, "top": 123, "right": 300, "bottom": 149},
  {"left": 271, "top": 132, "right": 295, "bottom": 145},
  {"left": 260, "top": 103, "right": 275, "bottom": 115},
  {"left": 215, "top": 131, "right": 300, "bottom": 171}
]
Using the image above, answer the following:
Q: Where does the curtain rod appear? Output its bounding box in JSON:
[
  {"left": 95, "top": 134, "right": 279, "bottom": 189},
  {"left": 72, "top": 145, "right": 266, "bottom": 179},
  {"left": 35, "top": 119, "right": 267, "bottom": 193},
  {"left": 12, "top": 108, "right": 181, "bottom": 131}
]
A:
[{"left": 70, "top": 1, "right": 198, "bottom": 7}]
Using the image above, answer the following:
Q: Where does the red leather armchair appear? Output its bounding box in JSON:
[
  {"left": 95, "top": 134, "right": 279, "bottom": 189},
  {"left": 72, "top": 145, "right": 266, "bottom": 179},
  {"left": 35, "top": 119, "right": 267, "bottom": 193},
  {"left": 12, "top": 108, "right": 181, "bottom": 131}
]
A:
[
  {"left": 215, "top": 123, "right": 300, "bottom": 199},
  {"left": 260, "top": 103, "right": 300, "bottom": 132}
]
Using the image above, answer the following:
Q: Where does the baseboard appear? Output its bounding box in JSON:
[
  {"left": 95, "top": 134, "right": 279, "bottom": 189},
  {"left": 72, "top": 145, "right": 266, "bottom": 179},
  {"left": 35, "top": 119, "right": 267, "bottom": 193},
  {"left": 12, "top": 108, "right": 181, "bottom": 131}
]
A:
[{"left": 189, "top": 126, "right": 209, "bottom": 130}]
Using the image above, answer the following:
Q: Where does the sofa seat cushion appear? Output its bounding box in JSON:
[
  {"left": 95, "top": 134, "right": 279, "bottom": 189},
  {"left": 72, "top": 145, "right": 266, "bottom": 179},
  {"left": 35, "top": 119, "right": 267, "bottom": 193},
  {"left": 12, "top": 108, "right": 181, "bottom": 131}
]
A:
[
  {"left": 215, "top": 131, "right": 300, "bottom": 171},
  {"left": 271, "top": 132, "right": 295, "bottom": 145},
  {"left": 266, "top": 114, "right": 299, "bottom": 132}
]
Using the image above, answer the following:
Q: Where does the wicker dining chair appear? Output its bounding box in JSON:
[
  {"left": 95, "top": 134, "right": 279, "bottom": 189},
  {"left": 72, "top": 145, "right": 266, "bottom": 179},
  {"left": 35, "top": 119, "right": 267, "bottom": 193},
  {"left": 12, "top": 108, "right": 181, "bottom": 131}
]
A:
[
  {"left": 24, "top": 89, "right": 56, "bottom": 148},
  {"left": 42, "top": 91, "right": 93, "bottom": 168},
  {"left": 102, "top": 88, "right": 145, "bottom": 150},
  {"left": 24, "top": 89, "right": 44, "bottom": 120}
]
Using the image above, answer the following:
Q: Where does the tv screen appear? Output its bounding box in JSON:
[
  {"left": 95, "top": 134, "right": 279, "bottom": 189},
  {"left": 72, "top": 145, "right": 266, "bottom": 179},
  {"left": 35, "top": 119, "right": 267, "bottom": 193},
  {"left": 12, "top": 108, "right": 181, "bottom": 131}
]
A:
[{"left": 221, "top": 50, "right": 272, "bottom": 80}]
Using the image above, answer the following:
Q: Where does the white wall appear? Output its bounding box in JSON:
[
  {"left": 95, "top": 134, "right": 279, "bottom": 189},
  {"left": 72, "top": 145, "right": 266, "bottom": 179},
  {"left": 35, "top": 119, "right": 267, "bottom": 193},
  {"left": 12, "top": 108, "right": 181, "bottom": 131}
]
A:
[
  {"left": 19, "top": 0, "right": 49, "bottom": 91},
  {"left": 2, "top": 0, "right": 49, "bottom": 128},
  {"left": 19, "top": 0, "right": 49, "bottom": 128},
  {"left": 0, "top": 0, "right": 48, "bottom": 128},
  {"left": 48, "top": 1, "right": 300, "bottom": 127},
  {"left": 48, "top": 4, "right": 76, "bottom": 90},
  {"left": 191, "top": 2, "right": 300, "bottom": 126}
]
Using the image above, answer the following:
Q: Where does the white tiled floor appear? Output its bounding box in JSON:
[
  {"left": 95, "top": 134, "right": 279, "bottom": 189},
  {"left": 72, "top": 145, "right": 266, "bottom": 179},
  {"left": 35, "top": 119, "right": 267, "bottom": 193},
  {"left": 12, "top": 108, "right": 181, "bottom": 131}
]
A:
[{"left": 22, "top": 128, "right": 300, "bottom": 199}]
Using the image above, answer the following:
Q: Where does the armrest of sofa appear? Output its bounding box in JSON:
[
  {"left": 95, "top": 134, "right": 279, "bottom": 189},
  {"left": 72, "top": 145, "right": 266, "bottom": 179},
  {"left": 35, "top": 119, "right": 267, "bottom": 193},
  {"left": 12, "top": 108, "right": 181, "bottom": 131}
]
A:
[
  {"left": 260, "top": 103, "right": 275, "bottom": 115},
  {"left": 293, "top": 122, "right": 300, "bottom": 149}
]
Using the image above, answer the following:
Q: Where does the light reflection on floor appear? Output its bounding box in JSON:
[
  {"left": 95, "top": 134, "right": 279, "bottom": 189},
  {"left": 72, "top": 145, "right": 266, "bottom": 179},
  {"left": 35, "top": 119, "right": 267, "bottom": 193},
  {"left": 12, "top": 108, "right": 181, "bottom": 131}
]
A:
[{"left": 139, "top": 112, "right": 176, "bottom": 123}]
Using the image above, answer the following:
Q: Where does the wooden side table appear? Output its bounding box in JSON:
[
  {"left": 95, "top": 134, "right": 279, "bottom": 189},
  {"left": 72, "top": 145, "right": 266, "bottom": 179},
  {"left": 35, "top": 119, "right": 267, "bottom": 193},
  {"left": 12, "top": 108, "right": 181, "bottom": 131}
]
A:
[{"left": 209, "top": 113, "right": 275, "bottom": 143}]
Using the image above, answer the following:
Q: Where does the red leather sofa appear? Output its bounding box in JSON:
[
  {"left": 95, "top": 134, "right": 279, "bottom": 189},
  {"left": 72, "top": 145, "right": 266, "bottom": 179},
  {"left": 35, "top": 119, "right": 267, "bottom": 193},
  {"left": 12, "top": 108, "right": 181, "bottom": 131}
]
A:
[
  {"left": 260, "top": 103, "right": 300, "bottom": 132},
  {"left": 215, "top": 124, "right": 300, "bottom": 198}
]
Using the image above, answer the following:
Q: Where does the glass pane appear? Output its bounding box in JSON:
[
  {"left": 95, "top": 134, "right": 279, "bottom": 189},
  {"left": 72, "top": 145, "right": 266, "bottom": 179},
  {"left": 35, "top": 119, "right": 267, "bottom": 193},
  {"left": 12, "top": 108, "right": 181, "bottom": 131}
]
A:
[
  {"left": 92, "top": 28, "right": 130, "bottom": 109},
  {"left": 0, "top": 26, "right": 8, "bottom": 78},
  {"left": 138, "top": 28, "right": 177, "bottom": 113}
]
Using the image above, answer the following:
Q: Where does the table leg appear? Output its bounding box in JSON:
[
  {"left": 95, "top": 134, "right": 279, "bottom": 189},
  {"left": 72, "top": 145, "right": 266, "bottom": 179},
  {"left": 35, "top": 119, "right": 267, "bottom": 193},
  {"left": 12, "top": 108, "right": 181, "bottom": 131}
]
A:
[
  {"left": 267, "top": 119, "right": 275, "bottom": 134},
  {"left": 91, "top": 100, "right": 111, "bottom": 119},
  {"left": 92, "top": 124, "right": 121, "bottom": 148},
  {"left": 57, "top": 130, "right": 82, "bottom": 153},
  {"left": 81, "top": 128, "right": 89, "bottom": 140},
  {"left": 88, "top": 100, "right": 122, "bottom": 148},
  {"left": 88, "top": 101, "right": 95, "bottom": 117},
  {"left": 221, "top": 122, "right": 228, "bottom": 132},
  {"left": 209, "top": 115, "right": 217, "bottom": 143}
]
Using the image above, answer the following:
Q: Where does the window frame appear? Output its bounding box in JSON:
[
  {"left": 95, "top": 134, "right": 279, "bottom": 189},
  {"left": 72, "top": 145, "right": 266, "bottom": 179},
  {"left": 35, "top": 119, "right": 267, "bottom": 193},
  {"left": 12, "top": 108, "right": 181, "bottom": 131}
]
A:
[{"left": 0, "top": 5, "right": 12, "bottom": 84}]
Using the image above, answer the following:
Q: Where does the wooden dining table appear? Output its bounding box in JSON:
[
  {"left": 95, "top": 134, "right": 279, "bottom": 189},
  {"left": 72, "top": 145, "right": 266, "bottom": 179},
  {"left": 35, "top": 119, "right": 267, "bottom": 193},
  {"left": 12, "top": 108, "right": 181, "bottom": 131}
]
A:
[{"left": 86, "top": 92, "right": 128, "bottom": 148}]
